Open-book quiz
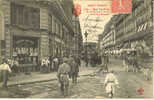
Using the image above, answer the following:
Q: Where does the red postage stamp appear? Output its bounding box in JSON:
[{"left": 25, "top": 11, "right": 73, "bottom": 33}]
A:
[
  {"left": 111, "top": 0, "right": 132, "bottom": 13},
  {"left": 73, "top": 3, "right": 82, "bottom": 16}
]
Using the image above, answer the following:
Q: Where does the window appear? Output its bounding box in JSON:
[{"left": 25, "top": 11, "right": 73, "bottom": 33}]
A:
[
  {"left": 11, "top": 3, "right": 40, "bottom": 29},
  {"left": 18, "top": 5, "right": 24, "bottom": 25},
  {"left": 23, "top": 7, "right": 29, "bottom": 26},
  {"left": 31, "top": 8, "right": 40, "bottom": 29},
  {"left": 49, "top": 15, "right": 52, "bottom": 32},
  {"left": 11, "top": 3, "right": 18, "bottom": 25}
]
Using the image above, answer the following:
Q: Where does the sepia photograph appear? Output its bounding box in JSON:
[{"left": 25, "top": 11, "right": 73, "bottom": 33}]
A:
[{"left": 0, "top": 0, "right": 153, "bottom": 99}]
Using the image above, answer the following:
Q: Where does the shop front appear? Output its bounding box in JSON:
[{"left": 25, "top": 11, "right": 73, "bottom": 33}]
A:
[{"left": 12, "top": 36, "right": 40, "bottom": 72}]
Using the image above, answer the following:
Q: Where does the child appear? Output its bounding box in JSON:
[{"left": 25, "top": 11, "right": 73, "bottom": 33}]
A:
[{"left": 104, "top": 70, "right": 119, "bottom": 98}]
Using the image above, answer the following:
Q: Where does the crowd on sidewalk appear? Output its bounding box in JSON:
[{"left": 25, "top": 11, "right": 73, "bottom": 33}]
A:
[{"left": 0, "top": 54, "right": 81, "bottom": 89}]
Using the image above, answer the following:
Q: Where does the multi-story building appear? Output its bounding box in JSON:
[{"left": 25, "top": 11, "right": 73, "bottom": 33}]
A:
[
  {"left": 0, "top": 0, "right": 82, "bottom": 66},
  {"left": 98, "top": 18, "right": 115, "bottom": 53},
  {"left": 72, "top": 15, "right": 83, "bottom": 56},
  {"left": 99, "top": 0, "right": 153, "bottom": 56},
  {"left": 47, "top": 0, "right": 75, "bottom": 57}
]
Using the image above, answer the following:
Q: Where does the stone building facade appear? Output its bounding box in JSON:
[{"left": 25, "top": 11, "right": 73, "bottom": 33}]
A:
[
  {"left": 0, "top": 0, "right": 82, "bottom": 65},
  {"left": 99, "top": 0, "right": 153, "bottom": 56}
]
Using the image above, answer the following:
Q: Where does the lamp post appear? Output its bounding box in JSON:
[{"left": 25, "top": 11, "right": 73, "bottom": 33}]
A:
[{"left": 84, "top": 31, "right": 88, "bottom": 67}]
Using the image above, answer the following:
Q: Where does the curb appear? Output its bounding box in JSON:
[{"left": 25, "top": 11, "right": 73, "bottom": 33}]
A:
[
  {"left": 8, "top": 73, "right": 93, "bottom": 87},
  {"left": 8, "top": 78, "right": 57, "bottom": 87}
]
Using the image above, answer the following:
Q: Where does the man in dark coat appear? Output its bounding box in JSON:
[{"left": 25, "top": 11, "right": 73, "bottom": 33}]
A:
[
  {"left": 70, "top": 59, "right": 79, "bottom": 84},
  {"left": 103, "top": 53, "right": 109, "bottom": 72},
  {"left": 67, "top": 55, "right": 74, "bottom": 78}
]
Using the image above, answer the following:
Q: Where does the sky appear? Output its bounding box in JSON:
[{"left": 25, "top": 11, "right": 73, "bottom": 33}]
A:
[{"left": 73, "top": 0, "right": 113, "bottom": 43}]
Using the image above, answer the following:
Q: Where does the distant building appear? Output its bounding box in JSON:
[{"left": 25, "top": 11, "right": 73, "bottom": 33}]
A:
[
  {"left": 98, "top": 19, "right": 115, "bottom": 52},
  {"left": 99, "top": 0, "right": 153, "bottom": 56},
  {"left": 72, "top": 15, "right": 83, "bottom": 56},
  {"left": 83, "top": 42, "right": 97, "bottom": 54}
]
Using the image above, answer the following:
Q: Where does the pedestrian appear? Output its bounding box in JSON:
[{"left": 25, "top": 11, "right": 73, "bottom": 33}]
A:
[
  {"left": 74, "top": 56, "right": 81, "bottom": 67},
  {"left": 57, "top": 57, "right": 70, "bottom": 97},
  {"left": 41, "top": 58, "right": 46, "bottom": 73},
  {"left": 0, "top": 59, "right": 12, "bottom": 89},
  {"left": 123, "top": 53, "right": 129, "bottom": 72},
  {"left": 67, "top": 55, "right": 74, "bottom": 78},
  {"left": 45, "top": 57, "right": 50, "bottom": 73},
  {"left": 53, "top": 57, "right": 59, "bottom": 71},
  {"left": 103, "top": 53, "right": 109, "bottom": 72},
  {"left": 104, "top": 70, "right": 119, "bottom": 98},
  {"left": 131, "top": 51, "right": 140, "bottom": 72},
  {"left": 70, "top": 59, "right": 79, "bottom": 84},
  {"left": 12, "top": 59, "right": 19, "bottom": 73}
]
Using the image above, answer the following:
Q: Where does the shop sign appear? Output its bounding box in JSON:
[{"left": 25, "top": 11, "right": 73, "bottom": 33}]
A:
[
  {"left": 15, "top": 39, "right": 35, "bottom": 46},
  {"left": 137, "top": 22, "right": 148, "bottom": 32}
]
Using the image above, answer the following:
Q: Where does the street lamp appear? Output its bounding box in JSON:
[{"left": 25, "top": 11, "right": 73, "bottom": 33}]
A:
[{"left": 84, "top": 31, "right": 88, "bottom": 67}]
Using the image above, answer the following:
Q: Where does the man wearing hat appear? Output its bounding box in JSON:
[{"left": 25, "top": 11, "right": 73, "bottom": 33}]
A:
[{"left": 57, "top": 57, "right": 70, "bottom": 97}]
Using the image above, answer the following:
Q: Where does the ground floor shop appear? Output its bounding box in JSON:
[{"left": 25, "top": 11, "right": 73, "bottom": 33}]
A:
[
  {"left": 12, "top": 36, "right": 39, "bottom": 65},
  {"left": 2, "top": 26, "right": 50, "bottom": 72}
]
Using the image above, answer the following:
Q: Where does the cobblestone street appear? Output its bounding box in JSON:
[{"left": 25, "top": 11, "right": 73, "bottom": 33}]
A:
[{"left": 0, "top": 59, "right": 153, "bottom": 98}]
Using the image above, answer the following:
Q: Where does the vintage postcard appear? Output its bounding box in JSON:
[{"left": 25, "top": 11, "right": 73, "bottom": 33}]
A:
[{"left": 0, "top": 0, "right": 153, "bottom": 99}]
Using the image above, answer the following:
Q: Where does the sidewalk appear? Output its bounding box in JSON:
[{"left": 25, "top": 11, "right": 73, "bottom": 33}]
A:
[{"left": 8, "top": 66, "right": 95, "bottom": 86}]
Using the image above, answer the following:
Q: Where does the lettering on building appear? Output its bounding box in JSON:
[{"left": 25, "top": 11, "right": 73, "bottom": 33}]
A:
[{"left": 137, "top": 22, "right": 148, "bottom": 32}]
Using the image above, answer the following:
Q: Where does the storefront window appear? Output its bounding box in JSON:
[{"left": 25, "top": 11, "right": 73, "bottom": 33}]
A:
[{"left": 13, "top": 36, "right": 39, "bottom": 65}]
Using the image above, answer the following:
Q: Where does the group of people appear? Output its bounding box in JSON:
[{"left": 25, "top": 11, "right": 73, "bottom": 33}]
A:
[
  {"left": 0, "top": 53, "right": 121, "bottom": 98},
  {"left": 56, "top": 52, "right": 120, "bottom": 98},
  {"left": 40, "top": 56, "right": 67, "bottom": 73},
  {"left": 82, "top": 52, "right": 102, "bottom": 67},
  {"left": 122, "top": 52, "right": 140, "bottom": 72}
]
